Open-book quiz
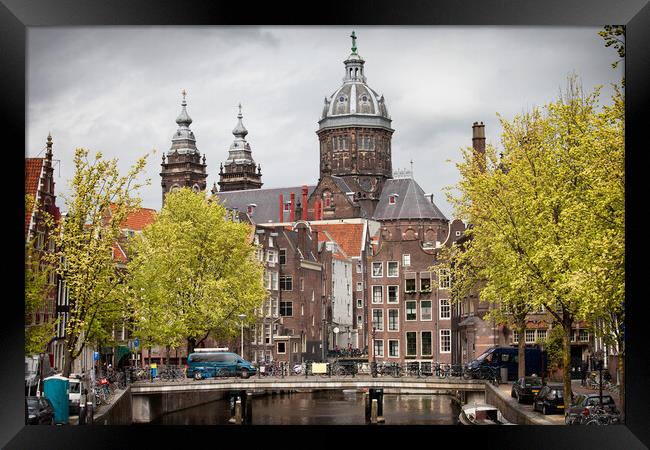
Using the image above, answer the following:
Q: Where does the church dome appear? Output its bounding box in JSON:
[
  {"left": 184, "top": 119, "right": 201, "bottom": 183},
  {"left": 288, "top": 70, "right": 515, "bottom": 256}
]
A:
[{"left": 319, "top": 32, "right": 392, "bottom": 132}]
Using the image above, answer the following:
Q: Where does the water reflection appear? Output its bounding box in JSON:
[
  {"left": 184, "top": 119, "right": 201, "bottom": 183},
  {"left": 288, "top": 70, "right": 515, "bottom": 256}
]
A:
[{"left": 150, "top": 390, "right": 459, "bottom": 425}]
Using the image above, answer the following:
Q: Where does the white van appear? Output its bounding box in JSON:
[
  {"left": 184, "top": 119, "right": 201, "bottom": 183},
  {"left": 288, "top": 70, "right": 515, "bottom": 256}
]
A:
[{"left": 68, "top": 377, "right": 82, "bottom": 414}]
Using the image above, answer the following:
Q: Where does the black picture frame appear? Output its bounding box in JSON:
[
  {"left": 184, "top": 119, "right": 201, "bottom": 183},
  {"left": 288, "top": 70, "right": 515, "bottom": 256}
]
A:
[{"left": 3, "top": 0, "right": 649, "bottom": 448}]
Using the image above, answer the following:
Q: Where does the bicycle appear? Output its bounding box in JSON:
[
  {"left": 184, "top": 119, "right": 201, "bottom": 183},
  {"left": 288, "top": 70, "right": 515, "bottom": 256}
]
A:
[{"left": 583, "top": 405, "right": 620, "bottom": 425}]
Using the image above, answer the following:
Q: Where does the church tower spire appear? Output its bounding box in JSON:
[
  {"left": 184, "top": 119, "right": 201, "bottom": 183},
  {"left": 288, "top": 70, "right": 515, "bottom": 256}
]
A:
[
  {"left": 217, "top": 103, "right": 263, "bottom": 192},
  {"left": 160, "top": 90, "right": 208, "bottom": 205}
]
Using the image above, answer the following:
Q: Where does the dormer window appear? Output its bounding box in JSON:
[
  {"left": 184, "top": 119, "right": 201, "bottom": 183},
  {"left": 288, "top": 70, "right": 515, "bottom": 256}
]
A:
[
  {"left": 284, "top": 202, "right": 291, "bottom": 212},
  {"left": 389, "top": 193, "right": 399, "bottom": 205}
]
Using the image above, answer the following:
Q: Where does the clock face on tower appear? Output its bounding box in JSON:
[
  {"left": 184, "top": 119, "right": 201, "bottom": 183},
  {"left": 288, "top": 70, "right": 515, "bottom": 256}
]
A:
[{"left": 359, "top": 176, "right": 374, "bottom": 192}]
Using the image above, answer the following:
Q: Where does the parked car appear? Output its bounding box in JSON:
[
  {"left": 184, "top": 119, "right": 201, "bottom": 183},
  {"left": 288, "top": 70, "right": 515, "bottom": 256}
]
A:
[
  {"left": 26, "top": 396, "right": 55, "bottom": 425},
  {"left": 511, "top": 376, "right": 544, "bottom": 403},
  {"left": 467, "top": 346, "right": 547, "bottom": 381},
  {"left": 565, "top": 393, "right": 619, "bottom": 424},
  {"left": 532, "top": 384, "right": 566, "bottom": 415},
  {"left": 187, "top": 350, "right": 257, "bottom": 379}
]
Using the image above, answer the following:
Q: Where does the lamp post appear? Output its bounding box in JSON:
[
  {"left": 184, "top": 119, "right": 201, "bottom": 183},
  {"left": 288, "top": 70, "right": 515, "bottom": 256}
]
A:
[{"left": 238, "top": 314, "right": 246, "bottom": 358}]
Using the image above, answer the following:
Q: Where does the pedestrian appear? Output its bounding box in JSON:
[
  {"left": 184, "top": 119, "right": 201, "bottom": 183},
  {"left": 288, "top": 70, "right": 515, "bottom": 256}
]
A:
[{"left": 581, "top": 359, "right": 588, "bottom": 386}]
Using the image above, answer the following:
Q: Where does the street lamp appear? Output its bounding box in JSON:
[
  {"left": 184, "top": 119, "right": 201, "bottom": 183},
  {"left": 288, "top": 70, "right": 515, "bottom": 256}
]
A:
[{"left": 238, "top": 314, "right": 246, "bottom": 358}]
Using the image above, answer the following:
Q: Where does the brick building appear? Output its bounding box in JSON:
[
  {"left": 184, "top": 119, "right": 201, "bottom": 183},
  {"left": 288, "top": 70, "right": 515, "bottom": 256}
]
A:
[{"left": 25, "top": 133, "right": 61, "bottom": 366}]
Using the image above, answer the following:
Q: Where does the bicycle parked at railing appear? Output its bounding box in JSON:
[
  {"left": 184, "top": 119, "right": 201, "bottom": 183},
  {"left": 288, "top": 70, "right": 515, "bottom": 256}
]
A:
[{"left": 582, "top": 405, "right": 621, "bottom": 425}]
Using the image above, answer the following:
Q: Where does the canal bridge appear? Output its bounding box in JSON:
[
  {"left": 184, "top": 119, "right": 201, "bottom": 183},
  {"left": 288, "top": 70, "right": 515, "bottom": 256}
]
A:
[{"left": 131, "top": 376, "right": 489, "bottom": 423}]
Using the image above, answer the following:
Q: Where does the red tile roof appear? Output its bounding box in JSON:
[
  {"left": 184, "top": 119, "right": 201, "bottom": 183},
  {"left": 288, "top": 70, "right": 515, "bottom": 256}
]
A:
[
  {"left": 121, "top": 207, "right": 157, "bottom": 231},
  {"left": 311, "top": 223, "right": 365, "bottom": 258},
  {"left": 108, "top": 203, "right": 157, "bottom": 231},
  {"left": 25, "top": 158, "right": 44, "bottom": 236}
]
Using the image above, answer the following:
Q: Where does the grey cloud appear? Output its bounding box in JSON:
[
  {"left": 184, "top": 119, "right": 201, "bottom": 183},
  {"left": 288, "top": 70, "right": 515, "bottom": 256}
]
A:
[{"left": 27, "top": 26, "right": 622, "bottom": 219}]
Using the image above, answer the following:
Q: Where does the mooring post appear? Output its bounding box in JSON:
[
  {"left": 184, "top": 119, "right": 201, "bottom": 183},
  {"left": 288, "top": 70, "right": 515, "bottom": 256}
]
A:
[
  {"left": 245, "top": 392, "right": 253, "bottom": 424},
  {"left": 234, "top": 398, "right": 242, "bottom": 424},
  {"left": 376, "top": 389, "right": 385, "bottom": 423},
  {"left": 365, "top": 391, "right": 371, "bottom": 424},
  {"left": 371, "top": 399, "right": 378, "bottom": 423},
  {"left": 228, "top": 391, "right": 237, "bottom": 423}
]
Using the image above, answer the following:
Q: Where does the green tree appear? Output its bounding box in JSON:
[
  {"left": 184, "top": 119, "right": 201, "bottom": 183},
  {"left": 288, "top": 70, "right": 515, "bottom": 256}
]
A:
[
  {"left": 126, "top": 188, "right": 266, "bottom": 357},
  {"left": 446, "top": 76, "right": 624, "bottom": 410},
  {"left": 46, "top": 149, "right": 148, "bottom": 376},
  {"left": 599, "top": 25, "right": 625, "bottom": 69}
]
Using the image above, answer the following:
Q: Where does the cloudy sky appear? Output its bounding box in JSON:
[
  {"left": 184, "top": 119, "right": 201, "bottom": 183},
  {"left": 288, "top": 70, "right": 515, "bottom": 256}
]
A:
[{"left": 26, "top": 26, "right": 622, "bottom": 219}]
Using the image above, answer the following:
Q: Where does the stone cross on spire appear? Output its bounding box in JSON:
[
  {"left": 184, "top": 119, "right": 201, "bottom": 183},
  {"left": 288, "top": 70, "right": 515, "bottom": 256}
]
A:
[
  {"left": 182, "top": 89, "right": 186, "bottom": 102},
  {"left": 350, "top": 30, "right": 357, "bottom": 54}
]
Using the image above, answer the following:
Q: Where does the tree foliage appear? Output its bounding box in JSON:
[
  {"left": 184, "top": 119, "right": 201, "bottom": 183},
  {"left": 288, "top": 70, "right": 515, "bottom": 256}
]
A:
[
  {"left": 126, "top": 188, "right": 266, "bottom": 355},
  {"left": 444, "top": 75, "right": 624, "bottom": 408},
  {"left": 45, "top": 149, "right": 148, "bottom": 376},
  {"left": 599, "top": 25, "right": 625, "bottom": 69}
]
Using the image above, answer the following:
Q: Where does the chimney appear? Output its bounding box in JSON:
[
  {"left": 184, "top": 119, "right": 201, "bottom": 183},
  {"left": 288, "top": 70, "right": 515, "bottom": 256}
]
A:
[
  {"left": 279, "top": 193, "right": 284, "bottom": 223},
  {"left": 290, "top": 192, "right": 296, "bottom": 222},
  {"left": 315, "top": 199, "right": 321, "bottom": 221},
  {"left": 472, "top": 121, "right": 486, "bottom": 171},
  {"left": 301, "top": 185, "right": 308, "bottom": 221},
  {"left": 296, "top": 223, "right": 307, "bottom": 254}
]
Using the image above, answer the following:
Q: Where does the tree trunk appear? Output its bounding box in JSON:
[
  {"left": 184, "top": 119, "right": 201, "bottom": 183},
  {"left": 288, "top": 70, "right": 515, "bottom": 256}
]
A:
[
  {"left": 618, "top": 346, "right": 625, "bottom": 421},
  {"left": 187, "top": 337, "right": 196, "bottom": 357},
  {"left": 518, "top": 320, "right": 527, "bottom": 380},
  {"left": 62, "top": 345, "right": 74, "bottom": 377},
  {"left": 562, "top": 317, "right": 573, "bottom": 411}
]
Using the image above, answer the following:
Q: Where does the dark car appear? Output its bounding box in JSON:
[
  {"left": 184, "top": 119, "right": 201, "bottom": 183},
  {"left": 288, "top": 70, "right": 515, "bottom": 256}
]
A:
[
  {"left": 26, "top": 396, "right": 55, "bottom": 425},
  {"left": 532, "top": 384, "right": 565, "bottom": 415},
  {"left": 511, "top": 376, "right": 544, "bottom": 403},
  {"left": 565, "top": 393, "right": 619, "bottom": 424}
]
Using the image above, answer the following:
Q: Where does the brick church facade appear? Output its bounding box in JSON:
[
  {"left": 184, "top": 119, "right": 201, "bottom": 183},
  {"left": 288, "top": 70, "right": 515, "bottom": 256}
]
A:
[{"left": 160, "top": 32, "right": 470, "bottom": 364}]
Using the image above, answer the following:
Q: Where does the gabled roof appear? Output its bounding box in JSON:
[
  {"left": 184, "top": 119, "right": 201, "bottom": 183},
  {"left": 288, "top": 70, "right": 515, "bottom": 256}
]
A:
[
  {"left": 214, "top": 185, "right": 316, "bottom": 225},
  {"left": 374, "top": 178, "right": 447, "bottom": 221},
  {"left": 108, "top": 204, "right": 157, "bottom": 231},
  {"left": 25, "top": 158, "right": 44, "bottom": 236},
  {"left": 311, "top": 222, "right": 365, "bottom": 258},
  {"left": 121, "top": 207, "right": 157, "bottom": 231}
]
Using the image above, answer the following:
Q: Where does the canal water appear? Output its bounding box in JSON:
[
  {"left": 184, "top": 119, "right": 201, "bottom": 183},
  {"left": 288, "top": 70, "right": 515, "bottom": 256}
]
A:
[{"left": 149, "top": 390, "right": 460, "bottom": 425}]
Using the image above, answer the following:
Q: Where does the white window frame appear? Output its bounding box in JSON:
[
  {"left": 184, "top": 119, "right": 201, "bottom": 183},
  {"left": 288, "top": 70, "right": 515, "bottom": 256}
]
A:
[
  {"left": 439, "top": 329, "right": 451, "bottom": 353},
  {"left": 371, "top": 285, "right": 383, "bottom": 304},
  {"left": 372, "top": 262, "right": 383, "bottom": 278},
  {"left": 537, "top": 329, "right": 547, "bottom": 341},
  {"left": 405, "top": 300, "right": 417, "bottom": 321},
  {"left": 357, "top": 315, "right": 363, "bottom": 330},
  {"left": 439, "top": 298, "right": 451, "bottom": 319},
  {"left": 374, "top": 339, "right": 384, "bottom": 358},
  {"left": 356, "top": 282, "right": 363, "bottom": 292},
  {"left": 439, "top": 269, "right": 451, "bottom": 289},
  {"left": 356, "top": 260, "right": 362, "bottom": 273},
  {"left": 579, "top": 329, "right": 589, "bottom": 342},
  {"left": 512, "top": 330, "right": 520, "bottom": 344},
  {"left": 271, "top": 272, "right": 279, "bottom": 291},
  {"left": 421, "top": 331, "right": 433, "bottom": 357},
  {"left": 372, "top": 308, "right": 384, "bottom": 331},
  {"left": 387, "top": 285, "right": 399, "bottom": 304},
  {"left": 402, "top": 254, "right": 411, "bottom": 267},
  {"left": 357, "top": 298, "right": 363, "bottom": 308},
  {"left": 387, "top": 261, "right": 399, "bottom": 277},
  {"left": 279, "top": 248, "right": 287, "bottom": 265},
  {"left": 388, "top": 339, "right": 400, "bottom": 358},
  {"left": 277, "top": 341, "right": 286, "bottom": 354},
  {"left": 405, "top": 332, "right": 417, "bottom": 356},
  {"left": 420, "top": 272, "right": 432, "bottom": 292},
  {"left": 280, "top": 275, "right": 293, "bottom": 291},
  {"left": 388, "top": 309, "right": 399, "bottom": 332},
  {"left": 525, "top": 329, "right": 536, "bottom": 343},
  {"left": 420, "top": 300, "right": 432, "bottom": 321}
]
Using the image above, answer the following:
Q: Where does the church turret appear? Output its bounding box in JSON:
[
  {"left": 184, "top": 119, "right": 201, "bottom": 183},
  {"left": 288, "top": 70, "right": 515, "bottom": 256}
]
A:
[
  {"left": 314, "top": 31, "right": 394, "bottom": 218},
  {"left": 160, "top": 90, "right": 208, "bottom": 205},
  {"left": 217, "top": 104, "right": 263, "bottom": 192}
]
